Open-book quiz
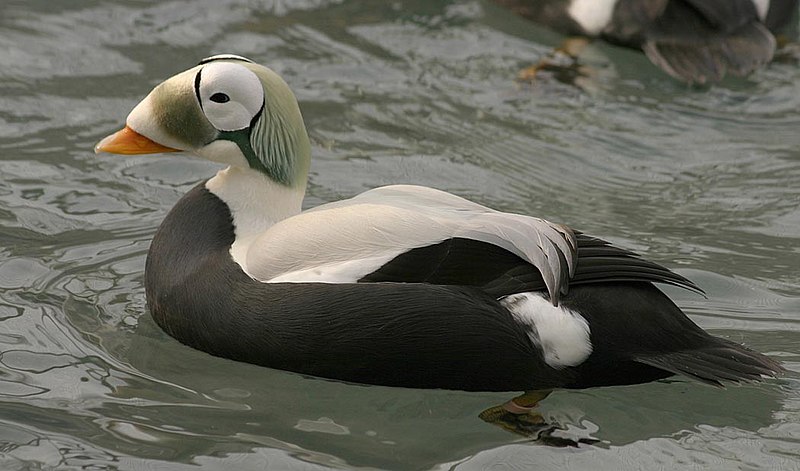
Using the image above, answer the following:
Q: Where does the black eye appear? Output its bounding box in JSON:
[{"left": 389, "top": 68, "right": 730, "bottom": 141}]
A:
[{"left": 209, "top": 92, "right": 230, "bottom": 103}]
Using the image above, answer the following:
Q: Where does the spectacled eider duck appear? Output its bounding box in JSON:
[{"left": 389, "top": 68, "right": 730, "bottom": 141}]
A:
[
  {"left": 96, "top": 55, "right": 783, "bottom": 437},
  {"left": 492, "top": 0, "right": 798, "bottom": 84}
]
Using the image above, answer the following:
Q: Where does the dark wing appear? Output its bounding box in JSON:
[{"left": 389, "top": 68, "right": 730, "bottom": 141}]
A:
[
  {"left": 636, "top": 339, "right": 785, "bottom": 387},
  {"left": 359, "top": 233, "right": 703, "bottom": 302},
  {"left": 605, "top": 0, "right": 669, "bottom": 44},
  {"left": 641, "top": 0, "right": 776, "bottom": 83},
  {"left": 681, "top": 0, "right": 759, "bottom": 31},
  {"left": 762, "top": 0, "right": 798, "bottom": 32}
]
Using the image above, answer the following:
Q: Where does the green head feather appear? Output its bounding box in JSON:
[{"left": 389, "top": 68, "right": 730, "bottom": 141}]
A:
[{"left": 237, "top": 63, "right": 311, "bottom": 187}]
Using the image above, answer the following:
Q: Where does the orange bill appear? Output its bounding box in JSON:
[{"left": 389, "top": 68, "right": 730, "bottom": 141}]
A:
[{"left": 95, "top": 126, "right": 180, "bottom": 155}]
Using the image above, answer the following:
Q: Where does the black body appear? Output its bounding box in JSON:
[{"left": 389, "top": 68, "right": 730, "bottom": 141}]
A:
[{"left": 145, "top": 183, "right": 782, "bottom": 392}]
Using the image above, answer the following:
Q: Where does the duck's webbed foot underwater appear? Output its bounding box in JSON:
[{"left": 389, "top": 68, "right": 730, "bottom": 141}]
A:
[
  {"left": 516, "top": 36, "right": 592, "bottom": 84},
  {"left": 479, "top": 390, "right": 552, "bottom": 437},
  {"left": 479, "top": 390, "right": 599, "bottom": 447}
]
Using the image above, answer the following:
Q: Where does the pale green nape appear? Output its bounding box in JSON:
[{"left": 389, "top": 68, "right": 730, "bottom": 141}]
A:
[{"left": 245, "top": 63, "right": 311, "bottom": 189}]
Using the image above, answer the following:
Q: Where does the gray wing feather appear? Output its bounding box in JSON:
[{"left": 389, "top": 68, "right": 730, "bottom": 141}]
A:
[{"left": 253, "top": 185, "right": 577, "bottom": 303}]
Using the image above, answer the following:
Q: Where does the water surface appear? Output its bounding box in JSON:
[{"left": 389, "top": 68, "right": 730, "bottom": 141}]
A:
[{"left": 1, "top": 1, "right": 799, "bottom": 469}]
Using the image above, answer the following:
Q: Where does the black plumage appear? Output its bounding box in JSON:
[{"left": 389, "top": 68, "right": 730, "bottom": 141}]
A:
[
  {"left": 360, "top": 233, "right": 703, "bottom": 298},
  {"left": 145, "top": 182, "right": 783, "bottom": 392},
  {"left": 147, "top": 183, "right": 556, "bottom": 391}
]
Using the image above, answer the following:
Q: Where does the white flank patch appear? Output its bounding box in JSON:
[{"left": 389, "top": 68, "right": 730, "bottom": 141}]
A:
[
  {"left": 752, "top": 0, "right": 770, "bottom": 21},
  {"left": 501, "top": 292, "right": 592, "bottom": 369},
  {"left": 568, "top": 0, "right": 619, "bottom": 35}
]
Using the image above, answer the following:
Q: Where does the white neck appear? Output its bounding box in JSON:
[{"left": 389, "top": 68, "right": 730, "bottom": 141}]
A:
[{"left": 205, "top": 166, "right": 305, "bottom": 274}]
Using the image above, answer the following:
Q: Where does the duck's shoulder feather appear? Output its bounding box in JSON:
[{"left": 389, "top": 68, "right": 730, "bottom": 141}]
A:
[{"left": 247, "top": 184, "right": 578, "bottom": 303}]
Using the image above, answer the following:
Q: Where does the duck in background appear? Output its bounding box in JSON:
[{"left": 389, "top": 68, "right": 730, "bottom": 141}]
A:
[
  {"left": 492, "top": 0, "right": 798, "bottom": 84},
  {"left": 96, "top": 55, "right": 783, "bottom": 438}
]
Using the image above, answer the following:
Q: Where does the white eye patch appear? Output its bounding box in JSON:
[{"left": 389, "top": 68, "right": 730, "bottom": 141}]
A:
[{"left": 198, "top": 62, "right": 264, "bottom": 132}]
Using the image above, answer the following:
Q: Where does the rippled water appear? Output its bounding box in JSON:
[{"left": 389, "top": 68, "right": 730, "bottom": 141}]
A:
[{"left": 1, "top": 1, "right": 799, "bottom": 469}]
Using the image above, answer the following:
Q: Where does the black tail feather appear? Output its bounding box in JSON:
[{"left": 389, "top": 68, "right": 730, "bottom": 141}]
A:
[{"left": 636, "top": 338, "right": 785, "bottom": 387}]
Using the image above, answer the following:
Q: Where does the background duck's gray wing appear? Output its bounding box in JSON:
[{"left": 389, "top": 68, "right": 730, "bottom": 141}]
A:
[
  {"left": 641, "top": 0, "right": 776, "bottom": 83},
  {"left": 604, "top": 0, "right": 668, "bottom": 43},
  {"left": 360, "top": 233, "right": 703, "bottom": 302},
  {"left": 762, "top": 0, "right": 798, "bottom": 31}
]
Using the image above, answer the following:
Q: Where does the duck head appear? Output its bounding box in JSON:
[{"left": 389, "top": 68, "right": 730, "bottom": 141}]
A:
[{"left": 96, "top": 54, "right": 311, "bottom": 188}]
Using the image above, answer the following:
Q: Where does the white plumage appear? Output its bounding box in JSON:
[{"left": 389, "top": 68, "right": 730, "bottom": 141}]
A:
[
  {"left": 568, "top": 0, "right": 619, "bottom": 35},
  {"left": 212, "top": 172, "right": 577, "bottom": 302},
  {"left": 752, "top": 0, "right": 772, "bottom": 20},
  {"left": 501, "top": 292, "right": 592, "bottom": 369}
]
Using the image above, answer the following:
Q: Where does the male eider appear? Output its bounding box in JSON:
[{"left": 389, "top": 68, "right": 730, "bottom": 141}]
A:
[
  {"left": 492, "top": 0, "right": 798, "bottom": 84},
  {"left": 96, "top": 55, "right": 782, "bottom": 436}
]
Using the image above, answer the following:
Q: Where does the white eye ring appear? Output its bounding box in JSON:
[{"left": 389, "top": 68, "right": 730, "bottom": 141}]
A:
[{"left": 197, "top": 62, "right": 264, "bottom": 132}]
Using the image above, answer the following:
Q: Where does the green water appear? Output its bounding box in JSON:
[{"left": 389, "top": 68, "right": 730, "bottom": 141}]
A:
[{"left": 1, "top": 1, "right": 799, "bottom": 469}]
